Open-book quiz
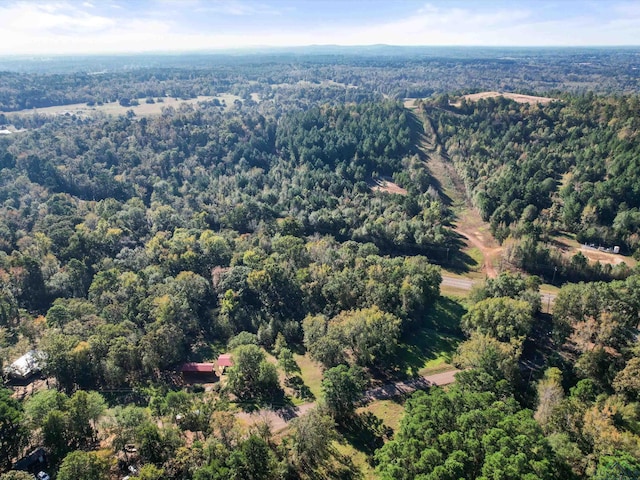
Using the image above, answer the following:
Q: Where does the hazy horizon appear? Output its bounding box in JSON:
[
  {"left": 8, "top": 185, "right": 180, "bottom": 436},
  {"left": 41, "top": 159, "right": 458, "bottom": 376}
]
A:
[{"left": 1, "top": 1, "right": 640, "bottom": 55}]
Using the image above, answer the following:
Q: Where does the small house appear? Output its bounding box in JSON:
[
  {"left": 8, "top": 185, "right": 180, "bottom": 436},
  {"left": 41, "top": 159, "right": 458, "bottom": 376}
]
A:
[
  {"left": 5, "top": 350, "right": 44, "bottom": 380},
  {"left": 180, "top": 362, "right": 215, "bottom": 374},
  {"left": 180, "top": 362, "right": 216, "bottom": 383},
  {"left": 217, "top": 354, "right": 234, "bottom": 374}
]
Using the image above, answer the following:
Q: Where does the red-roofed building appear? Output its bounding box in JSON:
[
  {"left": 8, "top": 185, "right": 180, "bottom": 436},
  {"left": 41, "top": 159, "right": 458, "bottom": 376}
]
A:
[
  {"left": 217, "top": 354, "right": 234, "bottom": 374},
  {"left": 180, "top": 362, "right": 215, "bottom": 373}
]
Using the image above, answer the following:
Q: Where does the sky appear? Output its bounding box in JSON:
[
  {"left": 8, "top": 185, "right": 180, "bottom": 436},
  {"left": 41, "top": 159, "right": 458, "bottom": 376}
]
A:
[{"left": 1, "top": 0, "right": 640, "bottom": 55}]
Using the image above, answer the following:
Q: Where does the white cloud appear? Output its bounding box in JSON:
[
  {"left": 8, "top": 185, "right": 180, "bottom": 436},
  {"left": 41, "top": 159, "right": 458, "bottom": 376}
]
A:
[
  {"left": 0, "top": 1, "right": 638, "bottom": 55},
  {"left": 194, "top": 0, "right": 281, "bottom": 16}
]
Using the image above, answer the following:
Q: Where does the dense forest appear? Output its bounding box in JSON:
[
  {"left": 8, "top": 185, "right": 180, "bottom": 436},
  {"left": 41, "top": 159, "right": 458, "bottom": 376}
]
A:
[
  {"left": 2, "top": 47, "right": 640, "bottom": 112},
  {"left": 424, "top": 93, "right": 640, "bottom": 281},
  {"left": 2, "top": 48, "right": 640, "bottom": 480}
]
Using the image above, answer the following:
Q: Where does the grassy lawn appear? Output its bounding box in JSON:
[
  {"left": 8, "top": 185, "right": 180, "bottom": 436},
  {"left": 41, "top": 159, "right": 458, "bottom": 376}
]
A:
[
  {"left": 3, "top": 94, "right": 243, "bottom": 117},
  {"left": 464, "top": 246, "right": 484, "bottom": 273},
  {"left": 439, "top": 282, "right": 474, "bottom": 298},
  {"left": 358, "top": 400, "right": 405, "bottom": 433},
  {"left": 394, "top": 327, "right": 461, "bottom": 377},
  {"left": 440, "top": 266, "right": 485, "bottom": 283},
  {"left": 333, "top": 441, "right": 378, "bottom": 480},
  {"left": 392, "top": 296, "right": 466, "bottom": 378},
  {"left": 294, "top": 353, "right": 324, "bottom": 400},
  {"left": 335, "top": 401, "right": 407, "bottom": 479}
]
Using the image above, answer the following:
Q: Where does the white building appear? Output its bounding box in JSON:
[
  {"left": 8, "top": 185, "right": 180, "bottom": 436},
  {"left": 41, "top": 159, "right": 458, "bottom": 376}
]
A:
[{"left": 5, "top": 350, "right": 44, "bottom": 380}]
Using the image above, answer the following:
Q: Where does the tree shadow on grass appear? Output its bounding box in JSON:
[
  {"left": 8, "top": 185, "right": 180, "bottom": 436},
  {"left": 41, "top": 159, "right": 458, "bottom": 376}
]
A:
[
  {"left": 235, "top": 386, "right": 295, "bottom": 413},
  {"left": 285, "top": 375, "right": 316, "bottom": 402},
  {"left": 444, "top": 231, "right": 481, "bottom": 274},
  {"left": 423, "top": 296, "right": 466, "bottom": 333},
  {"left": 383, "top": 297, "right": 466, "bottom": 379},
  {"left": 320, "top": 452, "right": 364, "bottom": 480},
  {"left": 338, "top": 411, "right": 393, "bottom": 457}
]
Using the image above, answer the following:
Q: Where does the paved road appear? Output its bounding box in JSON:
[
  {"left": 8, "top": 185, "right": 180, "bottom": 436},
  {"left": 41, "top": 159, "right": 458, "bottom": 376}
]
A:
[
  {"left": 441, "top": 275, "right": 475, "bottom": 291},
  {"left": 362, "top": 369, "right": 459, "bottom": 402},
  {"left": 238, "top": 277, "right": 558, "bottom": 432},
  {"left": 237, "top": 369, "right": 460, "bottom": 433},
  {"left": 441, "top": 274, "right": 557, "bottom": 304}
]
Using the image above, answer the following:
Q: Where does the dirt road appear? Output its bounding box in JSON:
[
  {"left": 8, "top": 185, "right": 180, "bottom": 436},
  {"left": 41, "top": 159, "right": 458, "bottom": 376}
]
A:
[
  {"left": 236, "top": 369, "right": 460, "bottom": 433},
  {"left": 454, "top": 225, "right": 501, "bottom": 278},
  {"left": 441, "top": 275, "right": 475, "bottom": 291},
  {"left": 407, "top": 106, "right": 503, "bottom": 278}
]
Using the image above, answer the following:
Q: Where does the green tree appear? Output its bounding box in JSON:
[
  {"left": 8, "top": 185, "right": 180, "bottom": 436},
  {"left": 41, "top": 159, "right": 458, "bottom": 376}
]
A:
[
  {"left": 136, "top": 422, "right": 167, "bottom": 465},
  {"left": 593, "top": 452, "right": 640, "bottom": 480},
  {"left": 287, "top": 407, "right": 337, "bottom": 471},
  {"left": 24, "top": 389, "right": 68, "bottom": 427},
  {"left": 140, "top": 322, "right": 185, "bottom": 374},
  {"left": 453, "top": 332, "right": 520, "bottom": 387},
  {"left": 613, "top": 357, "right": 640, "bottom": 401},
  {"left": 0, "top": 387, "right": 28, "bottom": 470},
  {"left": 228, "top": 435, "right": 277, "bottom": 480},
  {"left": 321, "top": 364, "right": 366, "bottom": 423},
  {"left": 375, "top": 387, "right": 558, "bottom": 480},
  {"left": 57, "top": 450, "right": 110, "bottom": 480},
  {"left": 462, "top": 297, "right": 533, "bottom": 343},
  {"left": 134, "top": 464, "right": 165, "bottom": 480},
  {"left": 0, "top": 472, "right": 36, "bottom": 480},
  {"left": 39, "top": 331, "right": 89, "bottom": 393},
  {"left": 227, "top": 344, "right": 280, "bottom": 401},
  {"left": 136, "top": 422, "right": 182, "bottom": 466},
  {"left": 42, "top": 409, "right": 72, "bottom": 462},
  {"left": 303, "top": 314, "right": 345, "bottom": 367},
  {"left": 473, "top": 271, "right": 541, "bottom": 314},
  {"left": 277, "top": 347, "right": 299, "bottom": 379},
  {"left": 67, "top": 390, "right": 106, "bottom": 445},
  {"left": 107, "top": 405, "right": 149, "bottom": 456},
  {"left": 331, "top": 306, "right": 402, "bottom": 367}
]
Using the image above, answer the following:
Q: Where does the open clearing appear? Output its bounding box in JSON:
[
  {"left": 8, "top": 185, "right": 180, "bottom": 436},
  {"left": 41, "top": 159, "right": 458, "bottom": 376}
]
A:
[
  {"left": 552, "top": 233, "right": 636, "bottom": 267},
  {"left": 369, "top": 176, "right": 407, "bottom": 195},
  {"left": 357, "top": 399, "right": 405, "bottom": 432},
  {"left": 294, "top": 352, "right": 324, "bottom": 400},
  {"left": 576, "top": 247, "right": 635, "bottom": 266},
  {"left": 452, "top": 91, "right": 556, "bottom": 106},
  {"left": 407, "top": 104, "right": 502, "bottom": 278},
  {"left": 1, "top": 94, "right": 242, "bottom": 118}
]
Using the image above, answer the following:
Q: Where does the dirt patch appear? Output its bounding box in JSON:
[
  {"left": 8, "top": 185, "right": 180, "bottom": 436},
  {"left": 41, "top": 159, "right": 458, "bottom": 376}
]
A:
[
  {"left": 454, "top": 207, "right": 502, "bottom": 278},
  {"left": 406, "top": 106, "right": 502, "bottom": 278},
  {"left": 403, "top": 98, "right": 420, "bottom": 110},
  {"left": 455, "top": 226, "right": 501, "bottom": 278},
  {"left": 577, "top": 247, "right": 634, "bottom": 266},
  {"left": 452, "top": 91, "right": 556, "bottom": 106},
  {"left": 369, "top": 177, "right": 407, "bottom": 195},
  {"left": 552, "top": 234, "right": 636, "bottom": 267},
  {"left": 10, "top": 377, "right": 51, "bottom": 400}
]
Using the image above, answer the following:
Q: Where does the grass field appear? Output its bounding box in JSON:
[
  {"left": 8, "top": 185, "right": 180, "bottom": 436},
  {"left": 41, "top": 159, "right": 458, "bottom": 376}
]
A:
[
  {"left": 294, "top": 352, "right": 324, "bottom": 400},
  {"left": 551, "top": 232, "right": 637, "bottom": 267},
  {"left": 452, "top": 91, "right": 556, "bottom": 106},
  {"left": 336, "top": 399, "right": 409, "bottom": 478},
  {"left": 393, "top": 296, "right": 466, "bottom": 378},
  {"left": 358, "top": 399, "right": 405, "bottom": 433},
  {"left": 334, "top": 441, "right": 378, "bottom": 479},
  {"left": 2, "top": 94, "right": 242, "bottom": 118}
]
